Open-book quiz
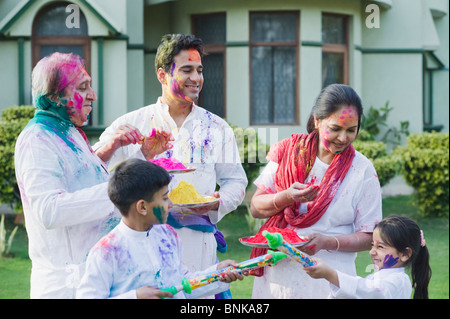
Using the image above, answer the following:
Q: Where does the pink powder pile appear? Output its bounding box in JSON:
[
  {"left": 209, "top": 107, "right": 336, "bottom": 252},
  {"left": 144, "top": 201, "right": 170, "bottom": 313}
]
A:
[{"left": 149, "top": 157, "right": 186, "bottom": 170}]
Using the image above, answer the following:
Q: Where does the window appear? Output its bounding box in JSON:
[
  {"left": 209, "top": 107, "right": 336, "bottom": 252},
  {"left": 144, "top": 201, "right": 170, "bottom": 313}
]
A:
[
  {"left": 192, "top": 13, "right": 226, "bottom": 118},
  {"left": 32, "top": 2, "right": 91, "bottom": 123},
  {"left": 322, "top": 13, "right": 349, "bottom": 88},
  {"left": 250, "top": 11, "right": 299, "bottom": 125}
]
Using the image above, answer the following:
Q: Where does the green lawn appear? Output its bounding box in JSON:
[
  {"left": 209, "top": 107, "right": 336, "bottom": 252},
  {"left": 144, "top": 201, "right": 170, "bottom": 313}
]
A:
[{"left": 0, "top": 195, "right": 448, "bottom": 299}]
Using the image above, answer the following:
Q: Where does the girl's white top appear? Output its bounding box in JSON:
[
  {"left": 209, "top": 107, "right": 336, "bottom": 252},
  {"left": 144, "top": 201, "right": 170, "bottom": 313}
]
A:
[{"left": 331, "top": 267, "right": 412, "bottom": 299}]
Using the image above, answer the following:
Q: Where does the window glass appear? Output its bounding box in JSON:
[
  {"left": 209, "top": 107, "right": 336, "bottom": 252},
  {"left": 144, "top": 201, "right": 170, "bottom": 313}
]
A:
[
  {"left": 322, "top": 15, "right": 346, "bottom": 44},
  {"left": 35, "top": 5, "right": 87, "bottom": 36},
  {"left": 322, "top": 52, "right": 344, "bottom": 88},
  {"left": 250, "top": 12, "right": 298, "bottom": 124}
]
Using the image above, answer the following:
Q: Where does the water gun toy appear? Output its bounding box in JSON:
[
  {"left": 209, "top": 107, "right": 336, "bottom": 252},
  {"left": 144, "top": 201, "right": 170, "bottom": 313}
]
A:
[
  {"left": 263, "top": 230, "right": 315, "bottom": 267},
  {"left": 160, "top": 250, "right": 287, "bottom": 297}
]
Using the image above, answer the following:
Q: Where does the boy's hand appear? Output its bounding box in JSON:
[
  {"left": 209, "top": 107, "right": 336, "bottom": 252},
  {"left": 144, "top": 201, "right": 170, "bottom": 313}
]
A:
[
  {"left": 216, "top": 259, "right": 246, "bottom": 283},
  {"left": 136, "top": 286, "right": 173, "bottom": 299}
]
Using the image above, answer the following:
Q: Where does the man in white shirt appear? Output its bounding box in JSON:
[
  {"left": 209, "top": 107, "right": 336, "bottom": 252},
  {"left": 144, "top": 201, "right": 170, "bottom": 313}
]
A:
[{"left": 93, "top": 34, "right": 247, "bottom": 291}]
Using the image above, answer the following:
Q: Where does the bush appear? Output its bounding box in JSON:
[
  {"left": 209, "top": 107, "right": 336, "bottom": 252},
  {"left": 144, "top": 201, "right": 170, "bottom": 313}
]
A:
[
  {"left": 353, "top": 130, "right": 402, "bottom": 187},
  {"left": 394, "top": 132, "right": 449, "bottom": 217},
  {"left": 0, "top": 105, "right": 35, "bottom": 213},
  {"left": 228, "top": 123, "right": 270, "bottom": 189}
]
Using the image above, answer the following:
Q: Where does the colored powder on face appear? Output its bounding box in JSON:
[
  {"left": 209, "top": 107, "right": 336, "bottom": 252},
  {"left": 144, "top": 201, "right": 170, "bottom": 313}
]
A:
[
  {"left": 149, "top": 158, "right": 186, "bottom": 170},
  {"left": 187, "top": 48, "right": 201, "bottom": 62},
  {"left": 168, "top": 180, "right": 214, "bottom": 204},
  {"left": 382, "top": 254, "right": 399, "bottom": 268},
  {"left": 153, "top": 206, "right": 166, "bottom": 224},
  {"left": 244, "top": 226, "right": 307, "bottom": 244}
]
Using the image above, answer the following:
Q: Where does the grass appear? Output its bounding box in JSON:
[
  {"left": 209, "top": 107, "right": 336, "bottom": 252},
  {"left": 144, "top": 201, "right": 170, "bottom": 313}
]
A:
[{"left": 0, "top": 195, "right": 448, "bottom": 299}]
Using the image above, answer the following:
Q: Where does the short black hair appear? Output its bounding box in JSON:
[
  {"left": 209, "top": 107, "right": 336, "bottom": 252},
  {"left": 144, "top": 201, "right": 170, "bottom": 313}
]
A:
[
  {"left": 108, "top": 158, "right": 171, "bottom": 216},
  {"left": 155, "top": 34, "right": 205, "bottom": 73}
]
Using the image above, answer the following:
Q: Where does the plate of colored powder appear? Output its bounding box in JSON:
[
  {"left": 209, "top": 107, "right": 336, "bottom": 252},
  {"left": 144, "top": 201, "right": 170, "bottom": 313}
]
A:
[
  {"left": 149, "top": 158, "right": 196, "bottom": 174},
  {"left": 169, "top": 180, "right": 219, "bottom": 208},
  {"left": 239, "top": 226, "right": 309, "bottom": 248}
]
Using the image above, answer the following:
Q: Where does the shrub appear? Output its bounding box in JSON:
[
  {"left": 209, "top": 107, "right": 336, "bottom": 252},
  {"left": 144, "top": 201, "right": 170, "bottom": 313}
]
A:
[
  {"left": 0, "top": 105, "right": 35, "bottom": 213},
  {"left": 353, "top": 131, "right": 402, "bottom": 187},
  {"left": 228, "top": 123, "right": 270, "bottom": 190},
  {"left": 394, "top": 132, "right": 449, "bottom": 217}
]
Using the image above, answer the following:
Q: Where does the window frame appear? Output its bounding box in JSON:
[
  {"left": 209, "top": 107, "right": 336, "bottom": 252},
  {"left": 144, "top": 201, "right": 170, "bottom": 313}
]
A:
[
  {"left": 249, "top": 10, "right": 300, "bottom": 126},
  {"left": 31, "top": 2, "right": 91, "bottom": 73},
  {"left": 321, "top": 12, "right": 349, "bottom": 87},
  {"left": 191, "top": 12, "right": 227, "bottom": 118}
]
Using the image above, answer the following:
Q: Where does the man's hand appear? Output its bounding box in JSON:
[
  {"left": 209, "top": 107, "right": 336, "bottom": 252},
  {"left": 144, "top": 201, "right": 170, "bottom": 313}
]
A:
[{"left": 141, "top": 128, "right": 175, "bottom": 160}]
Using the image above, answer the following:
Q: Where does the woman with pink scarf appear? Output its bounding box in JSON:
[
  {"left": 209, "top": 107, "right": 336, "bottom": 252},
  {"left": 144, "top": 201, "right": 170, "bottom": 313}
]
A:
[{"left": 250, "top": 84, "right": 382, "bottom": 298}]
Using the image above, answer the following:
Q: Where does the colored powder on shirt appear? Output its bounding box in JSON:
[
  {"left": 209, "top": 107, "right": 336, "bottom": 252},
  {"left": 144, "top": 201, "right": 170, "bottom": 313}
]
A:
[
  {"left": 149, "top": 157, "right": 186, "bottom": 170},
  {"left": 244, "top": 226, "right": 307, "bottom": 244},
  {"left": 168, "top": 180, "right": 214, "bottom": 204}
]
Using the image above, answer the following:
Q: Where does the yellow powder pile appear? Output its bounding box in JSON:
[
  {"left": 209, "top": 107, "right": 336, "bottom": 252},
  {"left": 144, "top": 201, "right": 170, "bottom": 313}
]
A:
[{"left": 169, "top": 180, "right": 214, "bottom": 204}]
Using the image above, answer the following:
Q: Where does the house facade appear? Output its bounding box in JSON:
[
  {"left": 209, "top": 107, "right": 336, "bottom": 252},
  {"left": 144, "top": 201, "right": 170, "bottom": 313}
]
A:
[{"left": 0, "top": 0, "right": 448, "bottom": 144}]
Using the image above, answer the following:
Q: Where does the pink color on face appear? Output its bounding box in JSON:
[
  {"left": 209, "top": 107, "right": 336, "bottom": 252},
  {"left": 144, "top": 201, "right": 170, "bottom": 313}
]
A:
[
  {"left": 57, "top": 65, "right": 88, "bottom": 92},
  {"left": 316, "top": 105, "right": 359, "bottom": 155},
  {"left": 73, "top": 92, "right": 83, "bottom": 110}
]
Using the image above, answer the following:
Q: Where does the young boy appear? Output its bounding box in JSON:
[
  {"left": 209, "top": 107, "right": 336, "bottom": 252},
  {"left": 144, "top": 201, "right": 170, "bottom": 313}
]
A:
[{"left": 76, "top": 158, "right": 243, "bottom": 299}]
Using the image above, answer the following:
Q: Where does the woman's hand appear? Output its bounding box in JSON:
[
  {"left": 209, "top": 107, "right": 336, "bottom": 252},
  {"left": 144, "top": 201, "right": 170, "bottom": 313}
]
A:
[
  {"left": 140, "top": 128, "right": 175, "bottom": 160},
  {"left": 299, "top": 233, "right": 336, "bottom": 255},
  {"left": 286, "top": 182, "right": 319, "bottom": 203}
]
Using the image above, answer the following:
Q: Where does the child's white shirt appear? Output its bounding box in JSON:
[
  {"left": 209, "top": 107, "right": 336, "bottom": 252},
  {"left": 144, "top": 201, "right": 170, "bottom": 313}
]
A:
[
  {"left": 330, "top": 267, "right": 412, "bottom": 299},
  {"left": 76, "top": 220, "right": 228, "bottom": 299}
]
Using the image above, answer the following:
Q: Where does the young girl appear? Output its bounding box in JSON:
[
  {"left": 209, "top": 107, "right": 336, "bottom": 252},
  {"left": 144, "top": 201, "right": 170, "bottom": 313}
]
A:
[{"left": 304, "top": 215, "right": 431, "bottom": 299}]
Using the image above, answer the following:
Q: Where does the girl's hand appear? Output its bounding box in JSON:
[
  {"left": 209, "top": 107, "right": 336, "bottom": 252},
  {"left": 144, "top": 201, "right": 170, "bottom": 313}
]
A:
[
  {"left": 141, "top": 128, "right": 175, "bottom": 159},
  {"left": 303, "top": 258, "right": 339, "bottom": 287},
  {"left": 286, "top": 182, "right": 319, "bottom": 204}
]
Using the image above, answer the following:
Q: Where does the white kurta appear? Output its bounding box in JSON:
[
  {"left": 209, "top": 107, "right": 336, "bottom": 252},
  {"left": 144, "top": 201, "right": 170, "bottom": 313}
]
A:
[
  {"left": 14, "top": 113, "right": 120, "bottom": 298},
  {"left": 252, "top": 151, "right": 382, "bottom": 298},
  {"left": 76, "top": 221, "right": 229, "bottom": 299},
  {"left": 93, "top": 99, "right": 247, "bottom": 272},
  {"left": 331, "top": 267, "right": 412, "bottom": 299}
]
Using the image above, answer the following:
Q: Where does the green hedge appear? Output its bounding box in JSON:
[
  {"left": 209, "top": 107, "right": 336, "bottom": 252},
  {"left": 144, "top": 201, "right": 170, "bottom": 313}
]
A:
[
  {"left": 394, "top": 132, "right": 449, "bottom": 217},
  {"left": 353, "top": 135, "right": 402, "bottom": 187},
  {"left": 229, "top": 124, "right": 270, "bottom": 189},
  {"left": 0, "top": 105, "right": 35, "bottom": 213}
]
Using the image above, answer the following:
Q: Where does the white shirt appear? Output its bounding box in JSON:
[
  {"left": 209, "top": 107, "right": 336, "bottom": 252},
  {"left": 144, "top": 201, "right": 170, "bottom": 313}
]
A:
[
  {"left": 252, "top": 151, "right": 382, "bottom": 298},
  {"left": 331, "top": 267, "right": 412, "bottom": 299},
  {"left": 76, "top": 221, "right": 229, "bottom": 299},
  {"left": 14, "top": 113, "right": 120, "bottom": 298},
  {"left": 93, "top": 99, "right": 247, "bottom": 271}
]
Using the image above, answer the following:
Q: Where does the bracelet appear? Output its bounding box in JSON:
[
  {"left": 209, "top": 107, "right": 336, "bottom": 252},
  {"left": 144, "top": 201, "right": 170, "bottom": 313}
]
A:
[
  {"left": 273, "top": 193, "right": 281, "bottom": 211},
  {"left": 333, "top": 236, "right": 340, "bottom": 252}
]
